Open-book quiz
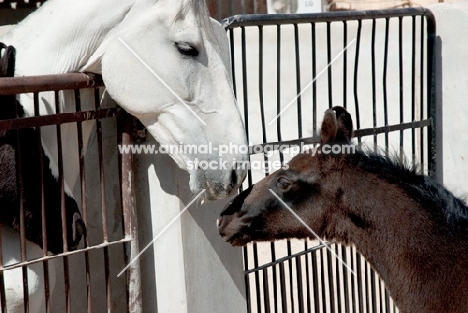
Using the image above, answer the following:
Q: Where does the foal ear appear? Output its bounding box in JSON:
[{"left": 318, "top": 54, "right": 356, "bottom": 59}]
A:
[
  {"left": 320, "top": 109, "right": 338, "bottom": 144},
  {"left": 332, "top": 106, "right": 353, "bottom": 143},
  {"left": 320, "top": 106, "right": 353, "bottom": 145}
]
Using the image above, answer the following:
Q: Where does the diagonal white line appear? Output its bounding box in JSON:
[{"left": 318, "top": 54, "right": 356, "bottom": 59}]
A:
[
  {"left": 268, "top": 38, "right": 357, "bottom": 126},
  {"left": 118, "top": 37, "right": 207, "bottom": 126},
  {"left": 269, "top": 189, "right": 356, "bottom": 276},
  {"left": 117, "top": 189, "right": 206, "bottom": 277}
]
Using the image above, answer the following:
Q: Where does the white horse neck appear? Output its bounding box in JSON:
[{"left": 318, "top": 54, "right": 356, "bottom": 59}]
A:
[{"left": 0, "top": 0, "right": 137, "bottom": 76}]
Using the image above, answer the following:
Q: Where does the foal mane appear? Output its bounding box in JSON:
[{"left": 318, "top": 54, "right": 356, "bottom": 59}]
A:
[{"left": 347, "top": 148, "right": 468, "bottom": 233}]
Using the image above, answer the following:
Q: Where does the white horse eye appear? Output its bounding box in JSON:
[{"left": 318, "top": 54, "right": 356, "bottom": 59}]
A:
[{"left": 175, "top": 42, "right": 199, "bottom": 57}]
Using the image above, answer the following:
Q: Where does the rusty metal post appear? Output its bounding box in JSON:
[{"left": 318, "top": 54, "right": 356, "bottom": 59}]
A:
[{"left": 119, "top": 111, "right": 143, "bottom": 313}]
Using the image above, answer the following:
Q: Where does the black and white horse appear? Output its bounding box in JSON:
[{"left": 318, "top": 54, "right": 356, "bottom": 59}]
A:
[{"left": 0, "top": 43, "right": 86, "bottom": 312}]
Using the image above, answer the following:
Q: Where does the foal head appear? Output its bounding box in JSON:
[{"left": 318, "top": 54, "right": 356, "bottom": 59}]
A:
[{"left": 218, "top": 107, "right": 354, "bottom": 245}]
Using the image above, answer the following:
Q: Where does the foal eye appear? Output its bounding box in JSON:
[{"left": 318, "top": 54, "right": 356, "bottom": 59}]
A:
[
  {"left": 276, "top": 176, "right": 292, "bottom": 191},
  {"left": 175, "top": 42, "right": 199, "bottom": 57}
]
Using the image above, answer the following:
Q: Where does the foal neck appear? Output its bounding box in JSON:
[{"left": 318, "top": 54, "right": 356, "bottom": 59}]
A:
[{"left": 325, "top": 154, "right": 468, "bottom": 313}]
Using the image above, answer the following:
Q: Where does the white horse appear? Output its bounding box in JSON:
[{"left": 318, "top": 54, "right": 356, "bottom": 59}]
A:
[{"left": 0, "top": 0, "right": 248, "bottom": 311}]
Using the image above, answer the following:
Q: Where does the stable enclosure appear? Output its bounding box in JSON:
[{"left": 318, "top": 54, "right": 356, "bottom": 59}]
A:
[
  {"left": 224, "top": 7, "right": 435, "bottom": 313},
  {"left": 0, "top": 74, "right": 140, "bottom": 312}
]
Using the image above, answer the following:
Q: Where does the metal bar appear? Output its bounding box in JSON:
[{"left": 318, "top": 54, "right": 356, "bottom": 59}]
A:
[
  {"left": 311, "top": 249, "right": 320, "bottom": 313},
  {"left": 350, "top": 246, "right": 357, "bottom": 313},
  {"left": 370, "top": 269, "right": 377, "bottom": 313},
  {"left": 425, "top": 12, "right": 437, "bottom": 177},
  {"left": 319, "top": 249, "right": 327, "bottom": 313},
  {"left": 253, "top": 243, "right": 262, "bottom": 313},
  {"left": 241, "top": 26, "right": 253, "bottom": 187},
  {"left": 54, "top": 90, "right": 71, "bottom": 313},
  {"left": 270, "top": 242, "right": 279, "bottom": 313},
  {"left": 256, "top": 23, "right": 277, "bottom": 312},
  {"left": 343, "top": 21, "right": 348, "bottom": 110},
  {"left": 371, "top": 18, "right": 377, "bottom": 147},
  {"left": 364, "top": 261, "right": 369, "bottom": 313},
  {"left": 15, "top": 98, "right": 30, "bottom": 313},
  {"left": 383, "top": 18, "right": 390, "bottom": 154},
  {"left": 258, "top": 25, "right": 270, "bottom": 176},
  {"left": 93, "top": 89, "right": 112, "bottom": 312},
  {"left": 378, "top": 279, "right": 383, "bottom": 313},
  {"left": 94, "top": 91, "right": 109, "bottom": 245},
  {"left": 0, "top": 239, "right": 132, "bottom": 271},
  {"left": 303, "top": 242, "right": 311, "bottom": 313},
  {"left": 74, "top": 88, "right": 93, "bottom": 313},
  {"left": 240, "top": 25, "right": 259, "bottom": 312},
  {"left": 0, "top": 271, "right": 5, "bottom": 313},
  {"left": 326, "top": 248, "right": 336, "bottom": 313},
  {"left": 262, "top": 268, "right": 271, "bottom": 313},
  {"left": 0, "top": 73, "right": 103, "bottom": 95},
  {"left": 244, "top": 246, "right": 252, "bottom": 313},
  {"left": 287, "top": 240, "right": 295, "bottom": 313},
  {"left": 35, "top": 91, "right": 51, "bottom": 313},
  {"left": 311, "top": 22, "right": 317, "bottom": 134},
  {"left": 63, "top": 256, "right": 71, "bottom": 313},
  {"left": 411, "top": 16, "right": 417, "bottom": 166},
  {"left": 246, "top": 119, "right": 432, "bottom": 153},
  {"left": 295, "top": 256, "right": 304, "bottom": 313},
  {"left": 356, "top": 252, "right": 364, "bottom": 313},
  {"left": 327, "top": 21, "right": 333, "bottom": 109},
  {"left": 353, "top": 19, "right": 362, "bottom": 137},
  {"left": 384, "top": 288, "right": 390, "bottom": 313},
  {"left": 334, "top": 244, "right": 342, "bottom": 313},
  {"left": 245, "top": 244, "right": 328, "bottom": 275},
  {"left": 399, "top": 16, "right": 404, "bottom": 160},
  {"left": 0, "top": 229, "right": 5, "bottom": 313},
  {"left": 276, "top": 25, "right": 283, "bottom": 164},
  {"left": 294, "top": 24, "right": 302, "bottom": 138},
  {"left": 229, "top": 28, "right": 237, "bottom": 98},
  {"left": 222, "top": 8, "right": 434, "bottom": 28},
  {"left": 341, "top": 245, "right": 350, "bottom": 313},
  {"left": 0, "top": 108, "right": 119, "bottom": 130},
  {"left": 258, "top": 26, "right": 267, "bottom": 147},
  {"left": 420, "top": 16, "right": 425, "bottom": 171},
  {"left": 55, "top": 91, "right": 67, "bottom": 254},
  {"left": 279, "top": 263, "right": 287, "bottom": 313},
  {"left": 119, "top": 112, "right": 142, "bottom": 313}
]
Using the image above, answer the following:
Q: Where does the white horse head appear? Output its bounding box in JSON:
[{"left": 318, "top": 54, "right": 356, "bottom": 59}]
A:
[
  {"left": 99, "top": 1, "right": 248, "bottom": 199},
  {"left": 2, "top": 0, "right": 248, "bottom": 200}
]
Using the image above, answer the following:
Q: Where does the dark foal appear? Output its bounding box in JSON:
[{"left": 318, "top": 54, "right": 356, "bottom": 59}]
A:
[
  {"left": 218, "top": 106, "right": 468, "bottom": 313},
  {"left": 0, "top": 44, "right": 86, "bottom": 254}
]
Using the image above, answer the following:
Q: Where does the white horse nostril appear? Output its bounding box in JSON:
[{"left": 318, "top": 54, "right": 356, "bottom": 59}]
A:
[{"left": 216, "top": 217, "right": 222, "bottom": 229}]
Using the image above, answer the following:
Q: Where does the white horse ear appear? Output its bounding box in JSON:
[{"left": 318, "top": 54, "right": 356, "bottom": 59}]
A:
[
  {"left": 80, "top": 41, "right": 108, "bottom": 74},
  {"left": 80, "top": 53, "right": 102, "bottom": 74}
]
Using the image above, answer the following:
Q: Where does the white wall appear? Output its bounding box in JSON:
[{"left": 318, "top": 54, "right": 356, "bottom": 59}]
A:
[
  {"left": 430, "top": 3, "right": 468, "bottom": 198},
  {"left": 135, "top": 135, "right": 246, "bottom": 313}
]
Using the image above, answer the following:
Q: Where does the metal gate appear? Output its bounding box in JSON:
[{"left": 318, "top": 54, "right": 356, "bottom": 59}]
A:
[
  {"left": 223, "top": 7, "right": 436, "bottom": 313},
  {"left": 0, "top": 73, "right": 141, "bottom": 312}
]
